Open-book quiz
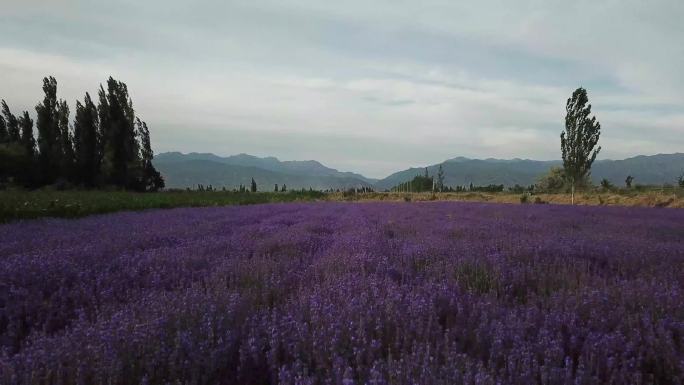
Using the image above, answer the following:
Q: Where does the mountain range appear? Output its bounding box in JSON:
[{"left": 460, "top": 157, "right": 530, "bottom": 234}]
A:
[
  {"left": 153, "top": 152, "right": 377, "bottom": 190},
  {"left": 153, "top": 152, "right": 684, "bottom": 190}
]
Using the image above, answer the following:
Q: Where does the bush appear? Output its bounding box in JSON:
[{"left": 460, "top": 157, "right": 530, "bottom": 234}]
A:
[
  {"left": 535, "top": 167, "right": 591, "bottom": 193},
  {"left": 600, "top": 178, "right": 614, "bottom": 191},
  {"left": 535, "top": 167, "right": 566, "bottom": 193},
  {"left": 510, "top": 184, "right": 533, "bottom": 193},
  {"left": 520, "top": 193, "right": 529, "bottom": 204}
]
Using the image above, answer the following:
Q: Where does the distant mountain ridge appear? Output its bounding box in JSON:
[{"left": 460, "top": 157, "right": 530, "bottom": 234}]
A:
[
  {"left": 153, "top": 152, "right": 376, "bottom": 190},
  {"left": 154, "top": 152, "right": 684, "bottom": 190},
  {"left": 374, "top": 153, "right": 684, "bottom": 190}
]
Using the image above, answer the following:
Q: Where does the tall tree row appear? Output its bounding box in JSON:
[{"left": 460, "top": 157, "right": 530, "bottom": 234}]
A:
[
  {"left": 136, "top": 118, "right": 164, "bottom": 191},
  {"left": 0, "top": 76, "right": 164, "bottom": 191},
  {"left": 35, "top": 76, "right": 61, "bottom": 184},
  {"left": 58, "top": 99, "right": 76, "bottom": 181},
  {"left": 1, "top": 99, "right": 34, "bottom": 185},
  {"left": 73, "top": 93, "right": 100, "bottom": 186}
]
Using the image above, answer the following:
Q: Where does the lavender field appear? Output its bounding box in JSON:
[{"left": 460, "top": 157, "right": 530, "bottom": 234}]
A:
[{"left": 1, "top": 202, "right": 683, "bottom": 385}]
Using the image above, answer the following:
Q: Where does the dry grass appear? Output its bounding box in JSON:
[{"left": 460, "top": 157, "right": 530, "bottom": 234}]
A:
[{"left": 325, "top": 191, "right": 684, "bottom": 208}]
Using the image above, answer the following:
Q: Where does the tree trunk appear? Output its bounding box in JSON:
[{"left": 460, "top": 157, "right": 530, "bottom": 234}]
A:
[{"left": 571, "top": 184, "right": 575, "bottom": 205}]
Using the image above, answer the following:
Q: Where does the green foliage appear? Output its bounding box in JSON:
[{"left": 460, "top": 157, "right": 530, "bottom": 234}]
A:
[
  {"left": 392, "top": 174, "right": 434, "bottom": 192},
  {"left": 509, "top": 184, "right": 534, "bottom": 193},
  {"left": 469, "top": 184, "right": 504, "bottom": 192},
  {"left": 0, "top": 143, "right": 30, "bottom": 184},
  {"left": 600, "top": 178, "right": 614, "bottom": 191},
  {"left": 0, "top": 102, "right": 36, "bottom": 186},
  {"left": 535, "top": 167, "right": 570, "bottom": 193},
  {"left": 2, "top": 100, "right": 20, "bottom": 142},
  {"left": 57, "top": 99, "right": 76, "bottom": 182},
  {"left": 18, "top": 112, "right": 37, "bottom": 186},
  {"left": 36, "top": 76, "right": 61, "bottom": 185},
  {"left": 135, "top": 119, "right": 164, "bottom": 191},
  {"left": 679, "top": 173, "right": 684, "bottom": 188},
  {"left": 101, "top": 77, "right": 139, "bottom": 188},
  {"left": 625, "top": 175, "right": 634, "bottom": 188},
  {"left": 536, "top": 167, "right": 593, "bottom": 193},
  {"left": 0, "top": 190, "right": 325, "bottom": 223},
  {"left": 0, "top": 108, "right": 7, "bottom": 144},
  {"left": 436, "top": 164, "right": 445, "bottom": 192},
  {"left": 6, "top": 76, "right": 164, "bottom": 191},
  {"left": 561, "top": 87, "right": 601, "bottom": 201},
  {"left": 73, "top": 93, "right": 100, "bottom": 186}
]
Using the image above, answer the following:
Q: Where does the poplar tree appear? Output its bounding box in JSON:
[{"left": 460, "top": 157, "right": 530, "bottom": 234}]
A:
[
  {"left": 18, "top": 111, "right": 37, "bottom": 186},
  {"left": 58, "top": 99, "right": 76, "bottom": 182},
  {"left": 437, "top": 164, "right": 445, "bottom": 192},
  {"left": 36, "top": 76, "right": 61, "bottom": 184},
  {"left": 561, "top": 87, "right": 601, "bottom": 204},
  {"left": 101, "top": 77, "right": 138, "bottom": 188},
  {"left": 0, "top": 112, "right": 7, "bottom": 144},
  {"left": 19, "top": 111, "right": 36, "bottom": 158},
  {"left": 0, "top": 109, "right": 7, "bottom": 182},
  {"left": 97, "top": 84, "right": 109, "bottom": 170},
  {"left": 136, "top": 118, "right": 164, "bottom": 191},
  {"left": 74, "top": 93, "right": 101, "bottom": 186},
  {"left": 0, "top": 102, "right": 31, "bottom": 184},
  {"left": 2, "top": 75, "right": 164, "bottom": 190},
  {"left": 1, "top": 100, "right": 20, "bottom": 142}
]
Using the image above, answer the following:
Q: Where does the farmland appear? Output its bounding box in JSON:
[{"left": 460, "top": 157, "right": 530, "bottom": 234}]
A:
[
  {"left": 1, "top": 188, "right": 683, "bottom": 223},
  {"left": 1, "top": 202, "right": 682, "bottom": 384},
  {"left": 0, "top": 190, "right": 324, "bottom": 223}
]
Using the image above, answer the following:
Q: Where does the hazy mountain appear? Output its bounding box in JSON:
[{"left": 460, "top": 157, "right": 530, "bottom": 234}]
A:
[
  {"left": 153, "top": 152, "right": 375, "bottom": 190},
  {"left": 374, "top": 153, "right": 684, "bottom": 190},
  {"left": 155, "top": 152, "right": 684, "bottom": 191}
]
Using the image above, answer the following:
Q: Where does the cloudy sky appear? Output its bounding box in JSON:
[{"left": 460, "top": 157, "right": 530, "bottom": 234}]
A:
[{"left": 1, "top": 0, "right": 683, "bottom": 177}]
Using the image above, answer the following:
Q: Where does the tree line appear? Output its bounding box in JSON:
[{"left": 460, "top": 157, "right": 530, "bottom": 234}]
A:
[
  {"left": 392, "top": 166, "right": 506, "bottom": 193},
  {"left": 0, "top": 76, "right": 164, "bottom": 191}
]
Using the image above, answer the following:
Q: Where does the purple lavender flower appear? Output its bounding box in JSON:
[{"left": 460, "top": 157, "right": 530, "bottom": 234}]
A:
[{"left": 0, "top": 202, "right": 682, "bottom": 384}]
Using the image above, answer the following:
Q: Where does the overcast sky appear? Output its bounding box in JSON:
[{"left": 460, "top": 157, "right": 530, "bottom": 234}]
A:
[{"left": 1, "top": 1, "right": 683, "bottom": 177}]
